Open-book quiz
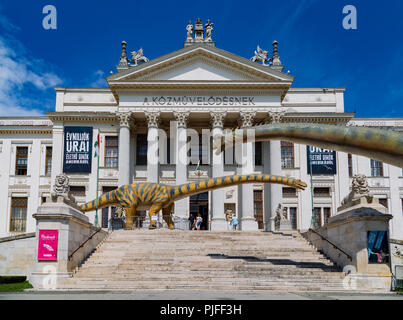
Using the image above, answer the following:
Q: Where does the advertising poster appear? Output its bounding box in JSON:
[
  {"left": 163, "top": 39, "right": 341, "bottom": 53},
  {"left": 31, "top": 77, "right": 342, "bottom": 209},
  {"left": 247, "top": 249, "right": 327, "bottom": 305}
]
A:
[
  {"left": 38, "top": 230, "right": 58, "bottom": 261},
  {"left": 307, "top": 146, "right": 337, "bottom": 175},
  {"left": 63, "top": 126, "right": 93, "bottom": 173}
]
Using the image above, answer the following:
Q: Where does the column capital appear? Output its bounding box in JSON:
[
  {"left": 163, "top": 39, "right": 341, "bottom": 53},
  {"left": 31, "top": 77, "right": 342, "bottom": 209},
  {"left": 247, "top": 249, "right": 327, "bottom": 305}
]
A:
[
  {"left": 144, "top": 111, "right": 161, "bottom": 128},
  {"left": 210, "top": 111, "right": 227, "bottom": 129},
  {"left": 116, "top": 112, "right": 135, "bottom": 128},
  {"left": 238, "top": 111, "right": 256, "bottom": 128},
  {"left": 267, "top": 108, "right": 286, "bottom": 124},
  {"left": 173, "top": 111, "right": 190, "bottom": 128}
]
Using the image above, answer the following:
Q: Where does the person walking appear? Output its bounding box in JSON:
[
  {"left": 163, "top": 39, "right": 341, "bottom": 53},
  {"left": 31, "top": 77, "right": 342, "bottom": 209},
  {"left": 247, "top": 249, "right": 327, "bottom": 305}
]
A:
[
  {"left": 231, "top": 213, "right": 238, "bottom": 231},
  {"left": 195, "top": 213, "right": 203, "bottom": 231},
  {"left": 188, "top": 214, "right": 195, "bottom": 230}
]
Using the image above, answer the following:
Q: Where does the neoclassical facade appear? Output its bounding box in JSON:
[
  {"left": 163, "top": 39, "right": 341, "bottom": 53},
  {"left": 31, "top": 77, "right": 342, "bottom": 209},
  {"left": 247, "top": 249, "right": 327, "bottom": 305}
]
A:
[{"left": 0, "top": 25, "right": 402, "bottom": 240}]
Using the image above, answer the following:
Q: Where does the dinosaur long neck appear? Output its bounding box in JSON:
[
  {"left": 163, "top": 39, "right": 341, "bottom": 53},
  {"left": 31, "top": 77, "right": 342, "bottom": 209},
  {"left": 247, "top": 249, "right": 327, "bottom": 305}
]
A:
[
  {"left": 81, "top": 189, "right": 119, "bottom": 212},
  {"left": 226, "top": 123, "right": 403, "bottom": 168},
  {"left": 170, "top": 174, "right": 297, "bottom": 201}
]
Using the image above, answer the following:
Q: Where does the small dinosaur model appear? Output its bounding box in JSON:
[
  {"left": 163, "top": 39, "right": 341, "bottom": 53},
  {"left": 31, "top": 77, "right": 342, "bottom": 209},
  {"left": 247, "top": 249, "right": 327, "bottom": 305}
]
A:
[
  {"left": 81, "top": 174, "right": 307, "bottom": 229},
  {"left": 213, "top": 123, "right": 403, "bottom": 168}
]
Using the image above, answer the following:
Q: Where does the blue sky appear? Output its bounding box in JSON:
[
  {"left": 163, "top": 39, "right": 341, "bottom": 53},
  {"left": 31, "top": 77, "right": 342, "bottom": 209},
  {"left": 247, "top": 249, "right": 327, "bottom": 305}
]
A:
[{"left": 0, "top": 0, "right": 402, "bottom": 117}]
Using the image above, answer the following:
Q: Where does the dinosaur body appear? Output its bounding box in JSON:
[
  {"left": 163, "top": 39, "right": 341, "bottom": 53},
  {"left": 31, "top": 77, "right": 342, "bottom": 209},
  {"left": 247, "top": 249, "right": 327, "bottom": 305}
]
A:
[
  {"left": 81, "top": 174, "right": 307, "bottom": 229},
  {"left": 214, "top": 123, "right": 403, "bottom": 168}
]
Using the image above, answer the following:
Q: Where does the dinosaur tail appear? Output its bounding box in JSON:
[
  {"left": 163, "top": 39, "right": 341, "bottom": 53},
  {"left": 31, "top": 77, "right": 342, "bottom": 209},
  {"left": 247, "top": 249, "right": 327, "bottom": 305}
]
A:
[
  {"left": 80, "top": 189, "right": 119, "bottom": 212},
  {"left": 170, "top": 174, "right": 306, "bottom": 201}
]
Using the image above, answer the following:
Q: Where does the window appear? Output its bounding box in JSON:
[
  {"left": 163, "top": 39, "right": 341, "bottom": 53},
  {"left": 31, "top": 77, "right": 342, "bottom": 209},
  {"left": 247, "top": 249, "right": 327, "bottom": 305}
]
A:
[
  {"left": 10, "top": 197, "right": 27, "bottom": 232},
  {"left": 314, "top": 187, "right": 331, "bottom": 197},
  {"left": 324, "top": 207, "right": 331, "bottom": 224},
  {"left": 283, "top": 187, "right": 297, "bottom": 197},
  {"left": 15, "top": 146, "right": 28, "bottom": 175},
  {"left": 379, "top": 198, "right": 388, "bottom": 208},
  {"left": 254, "top": 142, "right": 262, "bottom": 166},
  {"left": 281, "top": 141, "right": 294, "bottom": 169},
  {"left": 69, "top": 186, "right": 86, "bottom": 197},
  {"left": 313, "top": 207, "right": 322, "bottom": 228},
  {"left": 105, "top": 136, "right": 119, "bottom": 168},
  {"left": 253, "top": 190, "right": 263, "bottom": 229},
  {"left": 45, "top": 146, "right": 52, "bottom": 176},
  {"left": 348, "top": 154, "right": 353, "bottom": 177},
  {"left": 371, "top": 159, "right": 383, "bottom": 177},
  {"left": 136, "top": 134, "right": 148, "bottom": 165},
  {"left": 102, "top": 186, "right": 118, "bottom": 229},
  {"left": 289, "top": 207, "right": 297, "bottom": 230}
]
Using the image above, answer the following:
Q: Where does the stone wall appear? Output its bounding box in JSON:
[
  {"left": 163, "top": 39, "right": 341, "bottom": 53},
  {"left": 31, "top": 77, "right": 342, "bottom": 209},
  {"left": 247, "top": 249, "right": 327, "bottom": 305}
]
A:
[{"left": 0, "top": 233, "right": 36, "bottom": 278}]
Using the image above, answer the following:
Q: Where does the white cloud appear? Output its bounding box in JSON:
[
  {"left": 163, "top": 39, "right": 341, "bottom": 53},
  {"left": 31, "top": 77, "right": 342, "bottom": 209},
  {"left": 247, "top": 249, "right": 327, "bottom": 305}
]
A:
[
  {"left": 0, "top": 36, "right": 62, "bottom": 116},
  {"left": 89, "top": 70, "right": 108, "bottom": 88}
]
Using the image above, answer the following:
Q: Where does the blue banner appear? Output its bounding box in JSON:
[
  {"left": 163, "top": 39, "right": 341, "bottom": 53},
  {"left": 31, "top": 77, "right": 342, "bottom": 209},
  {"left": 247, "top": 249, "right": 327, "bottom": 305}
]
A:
[
  {"left": 307, "top": 146, "right": 337, "bottom": 175},
  {"left": 63, "top": 126, "right": 93, "bottom": 173}
]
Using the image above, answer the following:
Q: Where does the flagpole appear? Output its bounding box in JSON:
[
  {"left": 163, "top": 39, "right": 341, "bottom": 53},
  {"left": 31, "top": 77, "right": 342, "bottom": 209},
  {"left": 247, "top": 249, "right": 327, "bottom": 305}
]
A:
[{"left": 94, "top": 133, "right": 100, "bottom": 227}]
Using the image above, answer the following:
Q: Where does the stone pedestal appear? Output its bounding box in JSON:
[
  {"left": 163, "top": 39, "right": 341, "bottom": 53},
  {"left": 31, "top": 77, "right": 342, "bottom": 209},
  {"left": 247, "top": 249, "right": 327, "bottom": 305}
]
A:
[
  {"left": 302, "top": 197, "right": 393, "bottom": 291},
  {"left": 30, "top": 202, "right": 108, "bottom": 289},
  {"left": 279, "top": 219, "right": 292, "bottom": 231}
]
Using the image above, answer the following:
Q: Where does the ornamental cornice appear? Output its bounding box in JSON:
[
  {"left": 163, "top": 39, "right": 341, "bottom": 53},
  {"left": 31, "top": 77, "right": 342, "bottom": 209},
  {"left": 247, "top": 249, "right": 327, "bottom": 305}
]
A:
[
  {"left": 47, "top": 112, "right": 118, "bottom": 123},
  {"left": 136, "top": 55, "right": 264, "bottom": 82},
  {"left": 0, "top": 129, "right": 52, "bottom": 135}
]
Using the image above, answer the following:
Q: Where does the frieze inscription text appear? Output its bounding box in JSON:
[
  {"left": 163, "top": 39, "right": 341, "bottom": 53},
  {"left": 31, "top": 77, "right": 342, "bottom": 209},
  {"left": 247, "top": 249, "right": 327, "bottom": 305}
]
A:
[{"left": 143, "top": 96, "right": 255, "bottom": 106}]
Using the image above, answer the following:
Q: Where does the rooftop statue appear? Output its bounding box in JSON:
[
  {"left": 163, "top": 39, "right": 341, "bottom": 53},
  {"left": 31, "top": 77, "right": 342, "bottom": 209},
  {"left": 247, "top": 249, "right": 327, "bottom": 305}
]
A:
[
  {"left": 213, "top": 123, "right": 403, "bottom": 168},
  {"left": 81, "top": 174, "right": 307, "bottom": 229},
  {"left": 186, "top": 20, "right": 193, "bottom": 42},
  {"left": 129, "top": 48, "right": 149, "bottom": 66},
  {"left": 250, "top": 45, "right": 271, "bottom": 66},
  {"left": 205, "top": 19, "right": 213, "bottom": 42}
]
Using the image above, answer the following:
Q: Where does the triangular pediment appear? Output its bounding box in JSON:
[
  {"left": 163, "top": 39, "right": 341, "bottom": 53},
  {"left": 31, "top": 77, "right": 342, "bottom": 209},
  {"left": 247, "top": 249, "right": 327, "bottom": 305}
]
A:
[{"left": 107, "top": 44, "right": 294, "bottom": 83}]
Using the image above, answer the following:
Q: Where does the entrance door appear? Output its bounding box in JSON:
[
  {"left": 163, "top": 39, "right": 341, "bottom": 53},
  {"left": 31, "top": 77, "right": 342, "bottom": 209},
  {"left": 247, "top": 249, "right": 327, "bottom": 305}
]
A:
[{"left": 190, "top": 192, "right": 209, "bottom": 230}]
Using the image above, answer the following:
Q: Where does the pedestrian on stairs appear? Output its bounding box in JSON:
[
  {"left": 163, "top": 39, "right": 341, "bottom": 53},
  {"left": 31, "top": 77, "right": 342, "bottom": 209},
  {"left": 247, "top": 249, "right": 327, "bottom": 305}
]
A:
[
  {"left": 231, "top": 213, "right": 238, "bottom": 231},
  {"left": 196, "top": 214, "right": 203, "bottom": 230}
]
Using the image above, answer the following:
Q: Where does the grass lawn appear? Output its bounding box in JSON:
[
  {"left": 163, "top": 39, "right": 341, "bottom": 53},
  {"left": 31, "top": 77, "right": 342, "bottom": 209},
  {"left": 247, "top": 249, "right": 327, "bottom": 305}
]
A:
[
  {"left": 0, "top": 281, "right": 33, "bottom": 292},
  {"left": 0, "top": 276, "right": 33, "bottom": 292}
]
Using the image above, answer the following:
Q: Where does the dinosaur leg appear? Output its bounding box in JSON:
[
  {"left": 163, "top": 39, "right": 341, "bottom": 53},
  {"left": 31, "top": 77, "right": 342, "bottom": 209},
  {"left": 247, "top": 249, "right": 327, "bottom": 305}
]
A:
[
  {"left": 124, "top": 206, "right": 136, "bottom": 229},
  {"left": 148, "top": 205, "right": 162, "bottom": 230},
  {"left": 162, "top": 203, "right": 174, "bottom": 230}
]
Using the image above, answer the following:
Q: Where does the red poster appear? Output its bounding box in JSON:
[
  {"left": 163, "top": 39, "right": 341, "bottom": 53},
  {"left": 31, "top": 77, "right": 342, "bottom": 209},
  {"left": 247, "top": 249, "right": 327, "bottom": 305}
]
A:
[{"left": 38, "top": 230, "right": 58, "bottom": 261}]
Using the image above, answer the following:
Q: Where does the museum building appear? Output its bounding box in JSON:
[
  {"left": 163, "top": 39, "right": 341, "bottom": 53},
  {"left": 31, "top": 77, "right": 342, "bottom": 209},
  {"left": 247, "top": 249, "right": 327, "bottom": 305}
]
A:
[{"left": 0, "top": 20, "right": 402, "bottom": 240}]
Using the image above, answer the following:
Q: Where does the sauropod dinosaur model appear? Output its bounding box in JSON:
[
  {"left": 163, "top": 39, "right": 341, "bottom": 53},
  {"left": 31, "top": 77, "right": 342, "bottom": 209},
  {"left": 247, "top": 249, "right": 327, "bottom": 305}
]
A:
[
  {"left": 81, "top": 174, "right": 307, "bottom": 229},
  {"left": 213, "top": 123, "right": 403, "bottom": 168}
]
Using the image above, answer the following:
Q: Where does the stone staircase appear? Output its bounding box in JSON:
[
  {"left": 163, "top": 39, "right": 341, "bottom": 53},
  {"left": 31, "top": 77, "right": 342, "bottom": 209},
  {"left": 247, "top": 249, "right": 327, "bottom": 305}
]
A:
[{"left": 57, "top": 230, "right": 357, "bottom": 291}]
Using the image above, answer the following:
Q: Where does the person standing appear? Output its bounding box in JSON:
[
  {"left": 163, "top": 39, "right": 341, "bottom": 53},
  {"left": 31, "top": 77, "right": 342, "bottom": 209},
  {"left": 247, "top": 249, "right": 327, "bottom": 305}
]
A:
[
  {"left": 195, "top": 213, "right": 203, "bottom": 231},
  {"left": 231, "top": 214, "right": 238, "bottom": 231},
  {"left": 188, "top": 214, "right": 195, "bottom": 230}
]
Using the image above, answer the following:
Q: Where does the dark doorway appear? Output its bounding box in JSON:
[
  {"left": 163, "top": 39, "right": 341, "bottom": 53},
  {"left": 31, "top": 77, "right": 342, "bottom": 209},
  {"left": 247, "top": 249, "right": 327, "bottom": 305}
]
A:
[{"left": 189, "top": 192, "right": 209, "bottom": 230}]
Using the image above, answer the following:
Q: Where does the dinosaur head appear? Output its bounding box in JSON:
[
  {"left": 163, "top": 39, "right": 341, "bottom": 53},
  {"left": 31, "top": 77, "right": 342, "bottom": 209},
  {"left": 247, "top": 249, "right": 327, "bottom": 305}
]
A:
[{"left": 293, "top": 179, "right": 307, "bottom": 190}]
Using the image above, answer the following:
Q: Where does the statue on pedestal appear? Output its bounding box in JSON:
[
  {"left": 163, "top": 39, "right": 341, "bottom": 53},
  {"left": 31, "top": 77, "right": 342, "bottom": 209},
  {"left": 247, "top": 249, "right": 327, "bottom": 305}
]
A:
[
  {"left": 186, "top": 20, "right": 193, "bottom": 42},
  {"left": 205, "top": 19, "right": 213, "bottom": 42},
  {"left": 250, "top": 45, "right": 271, "bottom": 66}
]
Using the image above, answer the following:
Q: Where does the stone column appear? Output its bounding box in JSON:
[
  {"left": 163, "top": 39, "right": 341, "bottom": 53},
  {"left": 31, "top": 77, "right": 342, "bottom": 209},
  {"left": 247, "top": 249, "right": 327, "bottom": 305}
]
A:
[
  {"left": 174, "top": 111, "right": 190, "bottom": 222},
  {"left": 210, "top": 111, "right": 227, "bottom": 230},
  {"left": 50, "top": 123, "right": 64, "bottom": 190},
  {"left": 264, "top": 109, "right": 285, "bottom": 231},
  {"left": 117, "top": 112, "right": 133, "bottom": 186},
  {"left": 145, "top": 112, "right": 161, "bottom": 183},
  {"left": 238, "top": 111, "right": 259, "bottom": 231}
]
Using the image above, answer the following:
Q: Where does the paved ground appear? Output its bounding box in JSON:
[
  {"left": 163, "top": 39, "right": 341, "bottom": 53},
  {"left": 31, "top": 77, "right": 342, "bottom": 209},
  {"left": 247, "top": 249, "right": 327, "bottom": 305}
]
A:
[{"left": 0, "top": 290, "right": 402, "bottom": 300}]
